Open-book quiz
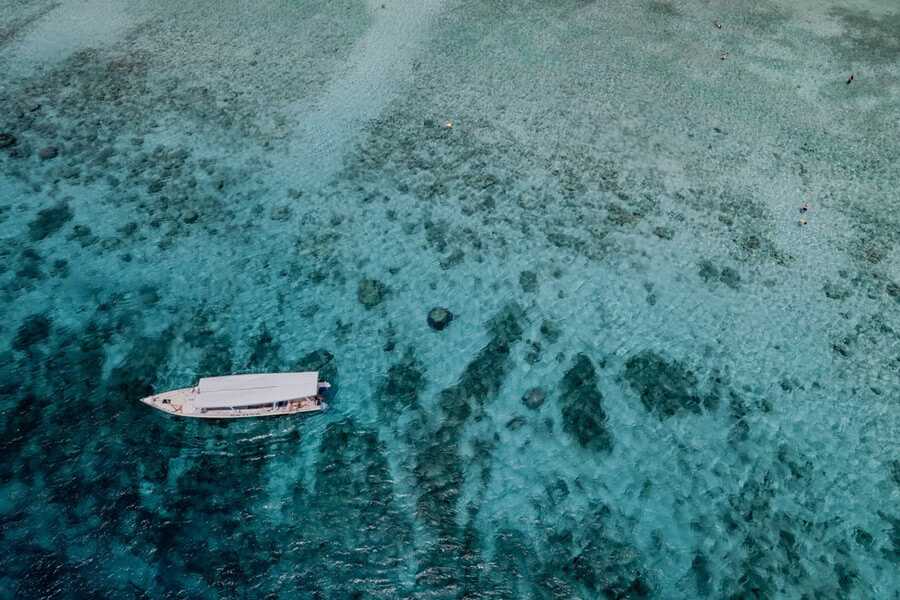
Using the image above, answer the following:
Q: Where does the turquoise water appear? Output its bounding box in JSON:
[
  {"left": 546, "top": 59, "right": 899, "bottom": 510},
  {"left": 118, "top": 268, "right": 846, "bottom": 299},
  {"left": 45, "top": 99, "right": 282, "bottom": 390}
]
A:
[{"left": 1, "top": 0, "right": 898, "bottom": 597}]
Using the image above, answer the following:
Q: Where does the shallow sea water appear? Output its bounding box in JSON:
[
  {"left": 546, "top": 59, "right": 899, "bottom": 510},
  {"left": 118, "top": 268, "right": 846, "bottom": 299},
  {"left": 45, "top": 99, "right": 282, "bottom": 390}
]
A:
[{"left": 1, "top": 0, "right": 898, "bottom": 598}]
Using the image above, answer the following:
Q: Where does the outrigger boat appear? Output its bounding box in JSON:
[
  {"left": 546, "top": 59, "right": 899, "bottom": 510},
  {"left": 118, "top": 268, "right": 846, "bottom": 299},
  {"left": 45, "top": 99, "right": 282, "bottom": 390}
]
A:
[{"left": 140, "top": 372, "right": 330, "bottom": 419}]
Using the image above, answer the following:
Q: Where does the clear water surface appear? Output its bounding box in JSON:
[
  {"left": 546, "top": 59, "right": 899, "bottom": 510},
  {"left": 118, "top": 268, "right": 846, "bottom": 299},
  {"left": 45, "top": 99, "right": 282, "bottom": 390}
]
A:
[{"left": 1, "top": 0, "right": 898, "bottom": 598}]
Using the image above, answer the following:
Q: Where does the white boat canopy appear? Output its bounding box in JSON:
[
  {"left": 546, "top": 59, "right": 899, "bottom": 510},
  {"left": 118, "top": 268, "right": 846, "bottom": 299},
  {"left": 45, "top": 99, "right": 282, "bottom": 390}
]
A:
[{"left": 194, "top": 372, "right": 320, "bottom": 408}]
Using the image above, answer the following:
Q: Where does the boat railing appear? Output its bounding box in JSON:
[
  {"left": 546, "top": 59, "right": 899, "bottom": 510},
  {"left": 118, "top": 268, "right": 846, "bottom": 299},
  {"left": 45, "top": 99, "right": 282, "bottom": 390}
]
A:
[{"left": 197, "top": 402, "right": 309, "bottom": 416}]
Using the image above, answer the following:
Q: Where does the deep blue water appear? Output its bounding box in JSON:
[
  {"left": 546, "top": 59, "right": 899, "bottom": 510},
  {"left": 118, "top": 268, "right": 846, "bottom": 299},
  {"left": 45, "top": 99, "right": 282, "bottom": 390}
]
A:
[{"left": 1, "top": 0, "right": 898, "bottom": 598}]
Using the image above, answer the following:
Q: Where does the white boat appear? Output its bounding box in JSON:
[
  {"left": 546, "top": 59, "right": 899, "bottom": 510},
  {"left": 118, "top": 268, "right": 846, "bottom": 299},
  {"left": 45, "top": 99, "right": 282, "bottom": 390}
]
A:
[{"left": 140, "top": 372, "right": 330, "bottom": 419}]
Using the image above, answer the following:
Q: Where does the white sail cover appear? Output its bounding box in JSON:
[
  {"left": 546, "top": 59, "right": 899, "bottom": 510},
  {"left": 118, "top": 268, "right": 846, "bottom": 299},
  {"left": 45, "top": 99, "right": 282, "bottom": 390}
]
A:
[{"left": 194, "top": 372, "right": 319, "bottom": 408}]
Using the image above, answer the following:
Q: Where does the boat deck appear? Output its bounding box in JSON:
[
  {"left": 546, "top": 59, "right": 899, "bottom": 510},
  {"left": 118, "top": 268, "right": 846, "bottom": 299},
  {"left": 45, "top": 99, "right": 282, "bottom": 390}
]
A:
[{"left": 142, "top": 387, "right": 196, "bottom": 415}]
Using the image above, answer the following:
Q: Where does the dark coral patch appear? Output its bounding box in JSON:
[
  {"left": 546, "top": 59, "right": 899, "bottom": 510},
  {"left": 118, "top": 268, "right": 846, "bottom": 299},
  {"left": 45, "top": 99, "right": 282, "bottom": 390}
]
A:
[
  {"left": 357, "top": 278, "right": 388, "bottom": 309},
  {"left": 488, "top": 303, "right": 525, "bottom": 346},
  {"left": 568, "top": 540, "right": 650, "bottom": 598},
  {"left": 382, "top": 353, "right": 425, "bottom": 413},
  {"left": 553, "top": 505, "right": 652, "bottom": 597},
  {"left": 439, "top": 304, "right": 524, "bottom": 425},
  {"left": 519, "top": 270, "right": 538, "bottom": 293},
  {"left": 698, "top": 259, "right": 741, "bottom": 289},
  {"left": 0, "top": 352, "right": 21, "bottom": 395},
  {"left": 828, "top": 7, "right": 900, "bottom": 64},
  {"left": 13, "top": 314, "right": 52, "bottom": 351},
  {"left": 28, "top": 202, "right": 74, "bottom": 241},
  {"left": 407, "top": 305, "right": 527, "bottom": 585},
  {"left": 540, "top": 319, "right": 561, "bottom": 343},
  {"left": 246, "top": 325, "right": 280, "bottom": 370},
  {"left": 295, "top": 348, "right": 337, "bottom": 385},
  {"left": 106, "top": 330, "right": 175, "bottom": 398},
  {"left": 623, "top": 351, "right": 717, "bottom": 418},
  {"left": 558, "top": 354, "right": 612, "bottom": 452},
  {"left": 310, "top": 418, "right": 413, "bottom": 597},
  {"left": 14, "top": 247, "right": 44, "bottom": 283}
]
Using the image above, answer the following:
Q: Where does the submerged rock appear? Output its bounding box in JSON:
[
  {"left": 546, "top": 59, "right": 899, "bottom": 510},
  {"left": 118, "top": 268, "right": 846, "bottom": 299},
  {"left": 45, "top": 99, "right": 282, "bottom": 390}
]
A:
[
  {"left": 522, "top": 387, "right": 547, "bottom": 409},
  {"left": 652, "top": 225, "right": 674, "bottom": 240},
  {"left": 506, "top": 415, "right": 527, "bottom": 430},
  {"left": 0, "top": 133, "right": 16, "bottom": 148},
  {"left": 427, "top": 307, "right": 453, "bottom": 330},
  {"left": 270, "top": 205, "right": 292, "bottom": 222},
  {"left": 182, "top": 210, "right": 199, "bottom": 224},
  {"left": 558, "top": 354, "right": 612, "bottom": 452},
  {"left": 38, "top": 146, "right": 59, "bottom": 160},
  {"left": 357, "top": 278, "right": 388, "bottom": 309}
]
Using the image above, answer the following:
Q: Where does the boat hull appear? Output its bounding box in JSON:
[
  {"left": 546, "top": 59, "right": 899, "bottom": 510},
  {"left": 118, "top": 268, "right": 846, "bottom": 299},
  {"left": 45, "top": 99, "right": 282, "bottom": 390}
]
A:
[{"left": 140, "top": 387, "right": 326, "bottom": 419}]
